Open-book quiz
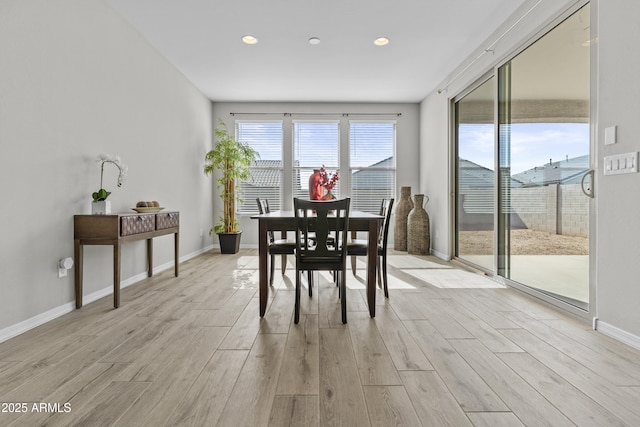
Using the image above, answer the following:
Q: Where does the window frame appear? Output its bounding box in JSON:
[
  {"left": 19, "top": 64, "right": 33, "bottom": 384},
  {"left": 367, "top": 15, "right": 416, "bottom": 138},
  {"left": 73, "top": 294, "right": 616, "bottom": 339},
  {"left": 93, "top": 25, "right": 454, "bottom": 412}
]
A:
[
  {"left": 235, "top": 120, "right": 284, "bottom": 215},
  {"left": 348, "top": 120, "right": 397, "bottom": 213}
]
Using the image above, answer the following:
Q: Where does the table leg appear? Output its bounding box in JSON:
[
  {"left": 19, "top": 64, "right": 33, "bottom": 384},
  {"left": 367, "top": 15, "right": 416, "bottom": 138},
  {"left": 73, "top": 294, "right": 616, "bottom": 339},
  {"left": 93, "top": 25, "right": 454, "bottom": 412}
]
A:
[
  {"left": 280, "top": 230, "right": 287, "bottom": 274},
  {"left": 114, "top": 242, "right": 121, "bottom": 308},
  {"left": 147, "top": 238, "right": 153, "bottom": 277},
  {"left": 259, "top": 219, "right": 269, "bottom": 316},
  {"left": 74, "top": 239, "right": 83, "bottom": 309},
  {"left": 174, "top": 231, "right": 179, "bottom": 277},
  {"left": 367, "top": 219, "right": 378, "bottom": 317}
]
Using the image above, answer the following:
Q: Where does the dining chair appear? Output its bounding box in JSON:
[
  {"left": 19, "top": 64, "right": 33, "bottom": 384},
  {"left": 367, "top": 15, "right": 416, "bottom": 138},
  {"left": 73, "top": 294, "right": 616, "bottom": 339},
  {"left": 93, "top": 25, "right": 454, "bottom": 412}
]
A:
[
  {"left": 293, "top": 197, "right": 350, "bottom": 324},
  {"left": 347, "top": 198, "right": 394, "bottom": 298},
  {"left": 256, "top": 198, "right": 296, "bottom": 286}
]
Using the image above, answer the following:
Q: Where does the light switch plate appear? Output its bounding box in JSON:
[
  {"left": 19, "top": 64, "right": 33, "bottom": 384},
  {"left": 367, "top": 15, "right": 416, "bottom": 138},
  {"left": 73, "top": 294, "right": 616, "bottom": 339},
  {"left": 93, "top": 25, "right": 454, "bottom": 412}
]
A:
[
  {"left": 604, "top": 152, "right": 637, "bottom": 175},
  {"left": 605, "top": 126, "right": 617, "bottom": 145}
]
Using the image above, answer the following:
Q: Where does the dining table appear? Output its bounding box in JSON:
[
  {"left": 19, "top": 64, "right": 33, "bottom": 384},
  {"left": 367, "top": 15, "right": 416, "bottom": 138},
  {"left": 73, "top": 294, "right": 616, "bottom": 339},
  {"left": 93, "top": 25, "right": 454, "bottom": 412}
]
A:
[{"left": 251, "top": 210, "right": 383, "bottom": 318}]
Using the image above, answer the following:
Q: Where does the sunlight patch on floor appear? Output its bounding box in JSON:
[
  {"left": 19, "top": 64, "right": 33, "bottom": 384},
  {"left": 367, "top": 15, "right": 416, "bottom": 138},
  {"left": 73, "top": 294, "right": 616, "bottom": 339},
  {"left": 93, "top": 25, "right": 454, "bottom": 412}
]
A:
[
  {"left": 403, "top": 269, "right": 505, "bottom": 289},
  {"left": 387, "top": 255, "right": 452, "bottom": 269},
  {"left": 231, "top": 269, "right": 259, "bottom": 289}
]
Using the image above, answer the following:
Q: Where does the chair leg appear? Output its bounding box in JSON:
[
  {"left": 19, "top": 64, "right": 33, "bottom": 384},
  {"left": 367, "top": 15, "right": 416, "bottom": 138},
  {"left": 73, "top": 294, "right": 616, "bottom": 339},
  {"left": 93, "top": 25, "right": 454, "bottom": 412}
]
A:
[
  {"left": 281, "top": 255, "right": 287, "bottom": 275},
  {"left": 340, "top": 269, "right": 347, "bottom": 324},
  {"left": 269, "top": 254, "right": 275, "bottom": 286},
  {"left": 294, "top": 269, "right": 301, "bottom": 324},
  {"left": 351, "top": 256, "right": 357, "bottom": 276},
  {"left": 308, "top": 270, "right": 313, "bottom": 297},
  {"left": 382, "top": 254, "right": 389, "bottom": 298},
  {"left": 376, "top": 255, "right": 382, "bottom": 289}
]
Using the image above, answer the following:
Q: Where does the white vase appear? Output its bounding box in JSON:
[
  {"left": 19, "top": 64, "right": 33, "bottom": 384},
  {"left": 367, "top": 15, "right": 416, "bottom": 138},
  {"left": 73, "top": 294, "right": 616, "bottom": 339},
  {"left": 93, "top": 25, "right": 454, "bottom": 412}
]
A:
[{"left": 91, "top": 200, "right": 111, "bottom": 215}]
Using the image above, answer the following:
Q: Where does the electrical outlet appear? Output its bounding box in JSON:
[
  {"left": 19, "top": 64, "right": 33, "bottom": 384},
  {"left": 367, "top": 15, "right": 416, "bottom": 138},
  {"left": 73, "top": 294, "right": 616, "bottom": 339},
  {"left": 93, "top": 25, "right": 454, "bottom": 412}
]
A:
[
  {"left": 57, "top": 257, "right": 73, "bottom": 278},
  {"left": 199, "top": 228, "right": 204, "bottom": 237}
]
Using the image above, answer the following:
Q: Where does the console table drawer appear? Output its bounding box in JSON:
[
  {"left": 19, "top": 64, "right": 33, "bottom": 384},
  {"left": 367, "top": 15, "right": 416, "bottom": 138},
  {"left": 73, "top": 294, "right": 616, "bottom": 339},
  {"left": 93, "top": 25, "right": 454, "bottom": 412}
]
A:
[
  {"left": 121, "top": 214, "right": 155, "bottom": 236},
  {"left": 157, "top": 212, "right": 179, "bottom": 230}
]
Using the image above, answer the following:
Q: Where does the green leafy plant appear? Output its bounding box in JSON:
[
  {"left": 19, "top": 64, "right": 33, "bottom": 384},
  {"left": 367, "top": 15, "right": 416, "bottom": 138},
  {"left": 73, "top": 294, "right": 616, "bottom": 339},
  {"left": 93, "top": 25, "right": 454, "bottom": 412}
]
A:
[
  {"left": 92, "top": 154, "right": 127, "bottom": 201},
  {"left": 204, "top": 120, "right": 258, "bottom": 234}
]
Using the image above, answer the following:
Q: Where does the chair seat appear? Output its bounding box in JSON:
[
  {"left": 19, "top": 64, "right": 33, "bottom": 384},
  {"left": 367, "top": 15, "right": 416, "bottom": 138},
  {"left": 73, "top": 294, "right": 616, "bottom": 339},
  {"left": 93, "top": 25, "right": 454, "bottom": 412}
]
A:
[
  {"left": 299, "top": 255, "right": 344, "bottom": 264},
  {"left": 347, "top": 240, "right": 381, "bottom": 256},
  {"left": 269, "top": 239, "right": 296, "bottom": 254}
]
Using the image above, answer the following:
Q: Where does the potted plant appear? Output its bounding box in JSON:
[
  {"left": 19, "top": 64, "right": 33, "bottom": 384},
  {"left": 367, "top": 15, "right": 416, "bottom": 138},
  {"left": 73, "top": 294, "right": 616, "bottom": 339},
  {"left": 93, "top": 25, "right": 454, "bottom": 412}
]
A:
[
  {"left": 204, "top": 120, "right": 258, "bottom": 253},
  {"left": 91, "top": 154, "right": 127, "bottom": 215}
]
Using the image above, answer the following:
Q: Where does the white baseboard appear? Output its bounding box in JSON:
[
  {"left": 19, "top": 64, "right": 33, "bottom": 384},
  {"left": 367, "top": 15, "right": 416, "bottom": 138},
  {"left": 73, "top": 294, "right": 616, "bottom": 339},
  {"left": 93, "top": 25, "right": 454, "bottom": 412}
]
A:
[
  {"left": 430, "top": 248, "right": 451, "bottom": 261},
  {"left": 0, "top": 303, "right": 76, "bottom": 344},
  {"left": 594, "top": 319, "right": 640, "bottom": 351},
  {"left": 0, "top": 245, "right": 213, "bottom": 344}
]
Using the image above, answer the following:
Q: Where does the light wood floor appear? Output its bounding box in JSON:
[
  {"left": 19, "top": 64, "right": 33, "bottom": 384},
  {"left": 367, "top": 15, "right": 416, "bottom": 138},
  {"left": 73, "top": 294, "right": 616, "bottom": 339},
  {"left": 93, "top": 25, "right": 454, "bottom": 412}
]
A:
[{"left": 1, "top": 249, "right": 640, "bottom": 426}]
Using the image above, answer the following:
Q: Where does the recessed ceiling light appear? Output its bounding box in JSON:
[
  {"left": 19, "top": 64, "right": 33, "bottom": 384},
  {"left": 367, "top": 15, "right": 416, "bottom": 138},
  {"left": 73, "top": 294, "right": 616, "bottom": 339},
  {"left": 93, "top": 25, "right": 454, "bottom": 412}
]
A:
[
  {"left": 374, "top": 37, "right": 390, "bottom": 46},
  {"left": 242, "top": 35, "right": 258, "bottom": 45},
  {"left": 309, "top": 37, "right": 321, "bottom": 45}
]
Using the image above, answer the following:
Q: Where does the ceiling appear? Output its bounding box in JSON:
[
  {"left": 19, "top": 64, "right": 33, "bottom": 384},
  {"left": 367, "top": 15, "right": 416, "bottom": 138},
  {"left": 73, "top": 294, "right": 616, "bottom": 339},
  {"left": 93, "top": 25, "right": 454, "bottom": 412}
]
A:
[{"left": 105, "top": 0, "right": 527, "bottom": 103}]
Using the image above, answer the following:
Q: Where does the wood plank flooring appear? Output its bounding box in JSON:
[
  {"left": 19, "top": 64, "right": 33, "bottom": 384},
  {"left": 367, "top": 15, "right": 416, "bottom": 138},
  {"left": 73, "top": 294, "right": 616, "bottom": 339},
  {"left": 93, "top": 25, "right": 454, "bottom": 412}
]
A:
[{"left": 1, "top": 249, "right": 640, "bottom": 426}]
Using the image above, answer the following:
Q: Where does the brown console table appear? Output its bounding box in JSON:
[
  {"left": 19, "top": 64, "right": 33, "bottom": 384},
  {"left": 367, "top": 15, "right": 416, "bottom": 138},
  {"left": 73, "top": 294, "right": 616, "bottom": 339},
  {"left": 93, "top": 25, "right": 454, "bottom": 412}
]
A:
[{"left": 74, "top": 211, "right": 179, "bottom": 309}]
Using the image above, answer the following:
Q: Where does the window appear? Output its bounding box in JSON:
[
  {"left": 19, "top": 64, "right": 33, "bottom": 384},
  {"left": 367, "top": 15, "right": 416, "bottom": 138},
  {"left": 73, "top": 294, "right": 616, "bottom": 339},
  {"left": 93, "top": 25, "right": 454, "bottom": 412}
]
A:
[
  {"left": 349, "top": 121, "right": 396, "bottom": 213},
  {"left": 292, "top": 121, "right": 340, "bottom": 200},
  {"left": 236, "top": 121, "right": 283, "bottom": 214},
  {"left": 232, "top": 117, "right": 398, "bottom": 215}
]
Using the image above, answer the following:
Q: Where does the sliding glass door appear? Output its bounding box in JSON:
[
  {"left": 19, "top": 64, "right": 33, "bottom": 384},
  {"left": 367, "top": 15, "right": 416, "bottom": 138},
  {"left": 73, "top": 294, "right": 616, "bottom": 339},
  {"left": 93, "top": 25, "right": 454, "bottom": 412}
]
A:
[
  {"left": 455, "top": 4, "right": 592, "bottom": 310},
  {"left": 498, "top": 4, "right": 591, "bottom": 309},
  {"left": 455, "top": 77, "right": 496, "bottom": 272}
]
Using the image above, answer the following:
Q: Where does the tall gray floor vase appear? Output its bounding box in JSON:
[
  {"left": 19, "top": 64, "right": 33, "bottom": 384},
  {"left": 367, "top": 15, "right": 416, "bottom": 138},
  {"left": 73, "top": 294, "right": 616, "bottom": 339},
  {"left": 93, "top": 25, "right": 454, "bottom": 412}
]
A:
[
  {"left": 394, "top": 186, "right": 413, "bottom": 251},
  {"left": 407, "top": 194, "right": 430, "bottom": 255}
]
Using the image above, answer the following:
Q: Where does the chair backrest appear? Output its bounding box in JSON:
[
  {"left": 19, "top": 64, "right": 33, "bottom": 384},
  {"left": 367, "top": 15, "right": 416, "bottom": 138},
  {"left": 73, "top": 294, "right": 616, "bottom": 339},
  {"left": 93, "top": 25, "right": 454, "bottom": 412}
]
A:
[
  {"left": 379, "top": 198, "right": 395, "bottom": 251},
  {"left": 293, "top": 198, "right": 350, "bottom": 268},
  {"left": 256, "top": 197, "right": 270, "bottom": 215},
  {"left": 256, "top": 198, "right": 275, "bottom": 243}
]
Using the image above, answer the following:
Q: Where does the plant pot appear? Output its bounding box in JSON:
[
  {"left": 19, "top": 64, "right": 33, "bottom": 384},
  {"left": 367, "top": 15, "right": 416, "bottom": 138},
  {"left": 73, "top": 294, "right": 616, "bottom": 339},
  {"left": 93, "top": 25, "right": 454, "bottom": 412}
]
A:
[
  {"left": 91, "top": 200, "right": 111, "bottom": 215},
  {"left": 218, "top": 231, "right": 242, "bottom": 254}
]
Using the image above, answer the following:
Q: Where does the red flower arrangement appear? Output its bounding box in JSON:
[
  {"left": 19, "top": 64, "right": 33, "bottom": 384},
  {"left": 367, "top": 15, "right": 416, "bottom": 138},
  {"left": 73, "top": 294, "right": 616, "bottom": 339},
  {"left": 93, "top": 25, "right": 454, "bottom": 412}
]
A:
[{"left": 319, "top": 165, "right": 339, "bottom": 191}]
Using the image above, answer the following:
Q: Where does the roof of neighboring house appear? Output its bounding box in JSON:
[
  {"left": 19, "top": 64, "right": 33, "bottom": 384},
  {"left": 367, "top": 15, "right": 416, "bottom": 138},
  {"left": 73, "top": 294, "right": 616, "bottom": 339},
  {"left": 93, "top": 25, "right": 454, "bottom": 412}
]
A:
[
  {"left": 512, "top": 154, "right": 589, "bottom": 186},
  {"left": 246, "top": 159, "right": 282, "bottom": 188},
  {"left": 458, "top": 158, "right": 496, "bottom": 188},
  {"left": 351, "top": 157, "right": 394, "bottom": 190}
]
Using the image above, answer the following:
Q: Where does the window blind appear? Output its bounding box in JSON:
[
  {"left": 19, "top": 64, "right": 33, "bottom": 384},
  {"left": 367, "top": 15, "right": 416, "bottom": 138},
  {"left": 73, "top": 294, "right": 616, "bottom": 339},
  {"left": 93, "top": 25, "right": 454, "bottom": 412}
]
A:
[
  {"left": 349, "top": 122, "right": 396, "bottom": 213},
  {"left": 293, "top": 121, "right": 340, "bottom": 200},
  {"left": 236, "top": 121, "right": 283, "bottom": 214}
]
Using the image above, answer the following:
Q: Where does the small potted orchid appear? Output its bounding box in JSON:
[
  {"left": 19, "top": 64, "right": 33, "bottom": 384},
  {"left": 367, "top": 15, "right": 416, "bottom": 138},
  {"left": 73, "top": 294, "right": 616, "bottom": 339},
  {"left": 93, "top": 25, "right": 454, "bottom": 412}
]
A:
[{"left": 91, "top": 154, "right": 127, "bottom": 215}]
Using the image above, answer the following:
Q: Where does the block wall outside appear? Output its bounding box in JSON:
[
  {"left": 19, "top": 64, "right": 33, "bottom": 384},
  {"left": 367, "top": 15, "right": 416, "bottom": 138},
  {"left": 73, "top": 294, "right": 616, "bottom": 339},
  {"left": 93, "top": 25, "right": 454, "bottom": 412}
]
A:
[{"left": 510, "top": 184, "right": 588, "bottom": 237}]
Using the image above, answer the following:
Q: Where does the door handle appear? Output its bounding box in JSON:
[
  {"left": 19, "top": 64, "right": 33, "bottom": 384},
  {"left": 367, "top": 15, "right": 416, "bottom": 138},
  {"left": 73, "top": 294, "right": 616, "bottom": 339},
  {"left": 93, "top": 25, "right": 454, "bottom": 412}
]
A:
[{"left": 581, "top": 169, "right": 594, "bottom": 198}]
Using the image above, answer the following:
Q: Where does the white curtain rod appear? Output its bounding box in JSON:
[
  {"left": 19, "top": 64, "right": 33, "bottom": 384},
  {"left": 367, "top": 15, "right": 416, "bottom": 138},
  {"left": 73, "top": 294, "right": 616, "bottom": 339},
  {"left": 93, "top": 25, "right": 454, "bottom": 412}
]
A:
[{"left": 229, "top": 112, "right": 401, "bottom": 117}]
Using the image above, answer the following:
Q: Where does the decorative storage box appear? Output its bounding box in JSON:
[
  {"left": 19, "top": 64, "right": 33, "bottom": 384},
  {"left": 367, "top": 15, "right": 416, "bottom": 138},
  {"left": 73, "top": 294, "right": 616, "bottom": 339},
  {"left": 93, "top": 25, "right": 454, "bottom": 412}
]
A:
[
  {"left": 156, "top": 212, "right": 179, "bottom": 230},
  {"left": 120, "top": 214, "right": 155, "bottom": 236}
]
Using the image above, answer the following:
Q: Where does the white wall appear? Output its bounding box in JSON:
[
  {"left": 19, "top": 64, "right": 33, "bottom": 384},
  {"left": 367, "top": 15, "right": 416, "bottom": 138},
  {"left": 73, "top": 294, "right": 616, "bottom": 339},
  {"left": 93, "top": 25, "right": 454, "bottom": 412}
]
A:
[
  {"left": 419, "top": 93, "right": 450, "bottom": 260},
  {"left": 0, "top": 0, "right": 213, "bottom": 336},
  {"left": 420, "top": 0, "right": 640, "bottom": 341},
  {"left": 211, "top": 102, "right": 421, "bottom": 247},
  {"left": 595, "top": 0, "right": 640, "bottom": 339}
]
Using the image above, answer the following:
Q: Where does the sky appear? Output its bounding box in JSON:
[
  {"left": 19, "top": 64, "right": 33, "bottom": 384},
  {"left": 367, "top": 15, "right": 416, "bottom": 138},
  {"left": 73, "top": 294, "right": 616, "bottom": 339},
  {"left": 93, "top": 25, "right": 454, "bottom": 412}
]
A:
[{"left": 459, "top": 122, "right": 590, "bottom": 174}]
